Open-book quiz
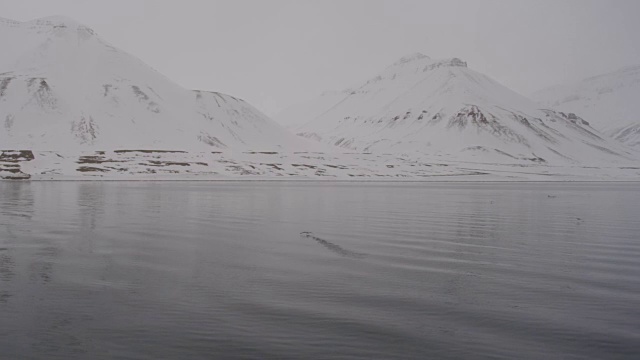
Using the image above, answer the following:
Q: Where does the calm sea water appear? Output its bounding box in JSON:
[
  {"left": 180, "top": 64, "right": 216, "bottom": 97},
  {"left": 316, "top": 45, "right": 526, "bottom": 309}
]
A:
[{"left": 0, "top": 182, "right": 639, "bottom": 359}]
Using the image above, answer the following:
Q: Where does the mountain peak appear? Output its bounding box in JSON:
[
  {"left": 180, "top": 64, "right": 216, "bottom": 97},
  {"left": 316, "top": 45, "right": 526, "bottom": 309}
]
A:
[
  {"left": 0, "top": 16, "right": 305, "bottom": 152},
  {"left": 288, "top": 49, "right": 633, "bottom": 164},
  {"left": 393, "top": 53, "right": 430, "bottom": 66},
  {"left": 29, "top": 15, "right": 84, "bottom": 27},
  {"left": 23, "top": 15, "right": 96, "bottom": 36},
  {"left": 0, "top": 15, "right": 99, "bottom": 38}
]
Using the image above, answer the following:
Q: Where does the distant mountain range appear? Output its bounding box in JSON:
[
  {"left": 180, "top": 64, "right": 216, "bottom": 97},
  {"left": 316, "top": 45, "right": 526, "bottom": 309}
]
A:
[
  {"left": 533, "top": 65, "right": 640, "bottom": 148},
  {"left": 276, "top": 53, "right": 635, "bottom": 164},
  {"left": 0, "top": 16, "right": 307, "bottom": 152},
  {"left": 0, "top": 16, "right": 637, "bottom": 180}
]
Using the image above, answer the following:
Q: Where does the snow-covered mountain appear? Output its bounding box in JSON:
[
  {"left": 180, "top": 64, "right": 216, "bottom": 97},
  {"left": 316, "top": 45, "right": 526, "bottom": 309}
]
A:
[
  {"left": 532, "top": 65, "right": 640, "bottom": 148},
  {"left": 277, "top": 53, "right": 635, "bottom": 164},
  {"left": 0, "top": 16, "right": 307, "bottom": 151}
]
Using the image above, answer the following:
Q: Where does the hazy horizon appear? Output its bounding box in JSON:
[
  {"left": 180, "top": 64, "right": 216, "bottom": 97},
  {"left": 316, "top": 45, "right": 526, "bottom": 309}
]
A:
[{"left": 2, "top": 0, "right": 640, "bottom": 118}]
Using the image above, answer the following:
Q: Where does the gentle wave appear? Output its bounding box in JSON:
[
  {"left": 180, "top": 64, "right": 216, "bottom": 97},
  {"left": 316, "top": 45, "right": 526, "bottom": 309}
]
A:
[{"left": 0, "top": 182, "right": 639, "bottom": 359}]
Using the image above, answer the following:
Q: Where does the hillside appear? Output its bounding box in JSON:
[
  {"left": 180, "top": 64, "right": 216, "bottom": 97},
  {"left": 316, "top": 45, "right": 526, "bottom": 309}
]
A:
[
  {"left": 0, "top": 16, "right": 306, "bottom": 152},
  {"left": 532, "top": 65, "right": 640, "bottom": 148},
  {"left": 278, "top": 53, "right": 635, "bottom": 164}
]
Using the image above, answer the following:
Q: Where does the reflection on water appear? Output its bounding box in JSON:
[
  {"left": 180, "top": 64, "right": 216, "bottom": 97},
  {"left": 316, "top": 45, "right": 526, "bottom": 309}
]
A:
[{"left": 0, "top": 182, "right": 639, "bottom": 359}]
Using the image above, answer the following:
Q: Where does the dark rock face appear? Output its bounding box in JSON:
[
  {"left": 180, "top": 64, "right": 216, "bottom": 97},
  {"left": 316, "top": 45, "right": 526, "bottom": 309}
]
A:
[{"left": 0, "top": 150, "right": 34, "bottom": 179}]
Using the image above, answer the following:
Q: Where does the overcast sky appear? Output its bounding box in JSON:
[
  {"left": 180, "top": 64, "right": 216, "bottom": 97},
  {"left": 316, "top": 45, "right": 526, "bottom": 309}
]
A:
[{"left": 2, "top": 0, "right": 639, "bottom": 116}]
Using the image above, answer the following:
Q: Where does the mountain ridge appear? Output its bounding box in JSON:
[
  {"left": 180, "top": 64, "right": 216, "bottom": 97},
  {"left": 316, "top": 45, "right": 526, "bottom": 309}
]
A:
[
  {"left": 278, "top": 53, "right": 635, "bottom": 164},
  {"left": 0, "top": 16, "right": 309, "bottom": 152},
  {"left": 532, "top": 64, "right": 640, "bottom": 148}
]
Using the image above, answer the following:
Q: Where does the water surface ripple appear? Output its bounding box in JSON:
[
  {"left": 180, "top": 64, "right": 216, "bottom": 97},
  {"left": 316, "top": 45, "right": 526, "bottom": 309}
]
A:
[{"left": 0, "top": 182, "right": 639, "bottom": 359}]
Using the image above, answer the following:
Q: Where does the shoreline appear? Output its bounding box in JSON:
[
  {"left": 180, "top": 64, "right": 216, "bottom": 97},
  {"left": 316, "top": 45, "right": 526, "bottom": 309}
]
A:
[
  {"left": 4, "top": 178, "right": 640, "bottom": 183},
  {"left": 2, "top": 150, "right": 639, "bottom": 182}
]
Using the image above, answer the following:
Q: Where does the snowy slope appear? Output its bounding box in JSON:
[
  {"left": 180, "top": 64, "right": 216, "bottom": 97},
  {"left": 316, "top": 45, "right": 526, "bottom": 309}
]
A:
[
  {"left": 532, "top": 65, "right": 640, "bottom": 148},
  {"left": 0, "top": 16, "right": 308, "bottom": 151},
  {"left": 280, "top": 53, "right": 635, "bottom": 164}
]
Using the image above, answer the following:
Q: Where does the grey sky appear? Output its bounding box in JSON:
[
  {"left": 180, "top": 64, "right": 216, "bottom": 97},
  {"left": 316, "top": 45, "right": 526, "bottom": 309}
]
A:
[{"left": 2, "top": 0, "right": 639, "bottom": 116}]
